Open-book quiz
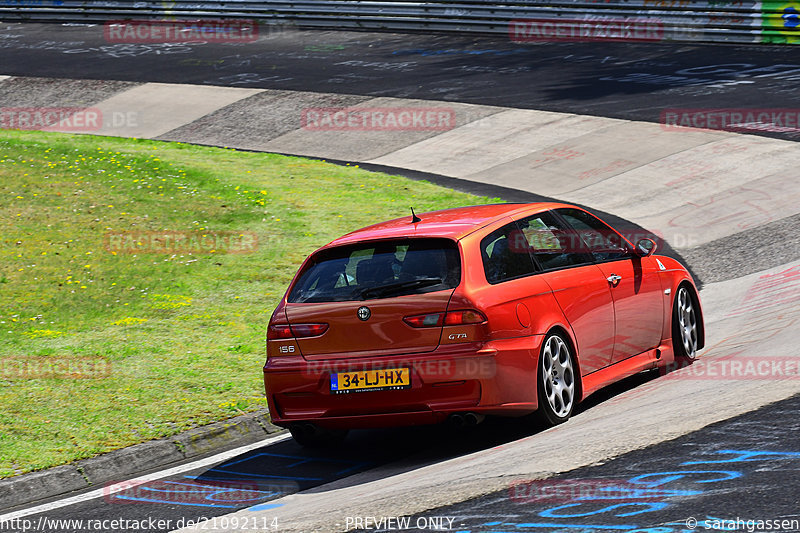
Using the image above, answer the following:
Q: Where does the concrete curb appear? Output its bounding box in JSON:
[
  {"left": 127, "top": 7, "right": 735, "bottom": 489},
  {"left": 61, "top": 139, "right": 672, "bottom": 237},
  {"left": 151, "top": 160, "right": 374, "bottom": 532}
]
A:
[{"left": 0, "top": 409, "right": 284, "bottom": 512}]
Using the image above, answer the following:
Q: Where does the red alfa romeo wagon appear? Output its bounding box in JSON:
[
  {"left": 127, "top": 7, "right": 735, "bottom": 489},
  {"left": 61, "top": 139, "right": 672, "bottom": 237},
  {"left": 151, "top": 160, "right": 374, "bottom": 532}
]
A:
[{"left": 264, "top": 203, "right": 703, "bottom": 445}]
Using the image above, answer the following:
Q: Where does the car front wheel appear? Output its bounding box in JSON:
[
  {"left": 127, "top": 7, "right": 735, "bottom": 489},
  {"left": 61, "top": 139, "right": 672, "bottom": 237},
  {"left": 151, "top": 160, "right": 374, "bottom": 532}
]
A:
[{"left": 673, "top": 285, "right": 699, "bottom": 363}]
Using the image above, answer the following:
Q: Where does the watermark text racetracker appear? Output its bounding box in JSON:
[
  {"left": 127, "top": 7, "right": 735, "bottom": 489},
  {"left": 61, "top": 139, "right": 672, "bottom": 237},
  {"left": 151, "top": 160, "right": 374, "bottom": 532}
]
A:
[
  {"left": 0, "top": 356, "right": 111, "bottom": 380},
  {"left": 510, "top": 17, "right": 664, "bottom": 42},
  {"left": 509, "top": 478, "right": 662, "bottom": 503},
  {"left": 104, "top": 19, "right": 259, "bottom": 43},
  {"left": 299, "top": 358, "right": 497, "bottom": 381},
  {"left": 104, "top": 230, "right": 258, "bottom": 255},
  {"left": 663, "top": 356, "right": 800, "bottom": 380},
  {"left": 661, "top": 108, "right": 800, "bottom": 134},
  {"left": 103, "top": 478, "right": 295, "bottom": 506},
  {"left": 0, "top": 107, "right": 138, "bottom": 132},
  {"left": 302, "top": 107, "right": 456, "bottom": 131}
]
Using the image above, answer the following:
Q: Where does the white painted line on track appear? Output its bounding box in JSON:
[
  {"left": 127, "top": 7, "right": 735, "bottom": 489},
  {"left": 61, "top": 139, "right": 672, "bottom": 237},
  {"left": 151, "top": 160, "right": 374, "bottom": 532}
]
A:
[{"left": 0, "top": 432, "right": 290, "bottom": 521}]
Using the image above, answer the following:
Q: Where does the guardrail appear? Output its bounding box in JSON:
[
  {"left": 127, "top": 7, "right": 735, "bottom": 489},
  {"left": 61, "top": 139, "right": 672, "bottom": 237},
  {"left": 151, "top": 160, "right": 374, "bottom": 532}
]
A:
[{"left": 1, "top": 1, "right": 797, "bottom": 45}]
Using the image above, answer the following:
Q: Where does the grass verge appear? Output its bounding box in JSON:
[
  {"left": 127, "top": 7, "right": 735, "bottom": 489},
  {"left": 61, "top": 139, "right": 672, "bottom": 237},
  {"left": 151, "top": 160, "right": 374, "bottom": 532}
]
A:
[{"left": 0, "top": 129, "right": 501, "bottom": 478}]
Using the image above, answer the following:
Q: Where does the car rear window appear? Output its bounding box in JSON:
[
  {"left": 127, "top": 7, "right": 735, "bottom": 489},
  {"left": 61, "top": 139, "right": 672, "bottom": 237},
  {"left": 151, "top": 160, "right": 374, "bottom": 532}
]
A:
[{"left": 288, "top": 238, "right": 461, "bottom": 303}]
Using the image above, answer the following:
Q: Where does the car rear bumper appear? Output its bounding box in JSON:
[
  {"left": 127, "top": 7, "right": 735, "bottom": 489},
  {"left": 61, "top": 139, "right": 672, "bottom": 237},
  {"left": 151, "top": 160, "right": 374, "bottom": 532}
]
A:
[{"left": 263, "top": 336, "right": 543, "bottom": 429}]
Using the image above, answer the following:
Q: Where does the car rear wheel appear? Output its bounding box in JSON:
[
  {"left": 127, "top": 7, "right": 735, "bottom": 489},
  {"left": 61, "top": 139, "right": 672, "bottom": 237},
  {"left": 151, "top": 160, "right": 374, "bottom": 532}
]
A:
[
  {"left": 536, "top": 332, "right": 576, "bottom": 426},
  {"left": 673, "top": 285, "right": 699, "bottom": 363}
]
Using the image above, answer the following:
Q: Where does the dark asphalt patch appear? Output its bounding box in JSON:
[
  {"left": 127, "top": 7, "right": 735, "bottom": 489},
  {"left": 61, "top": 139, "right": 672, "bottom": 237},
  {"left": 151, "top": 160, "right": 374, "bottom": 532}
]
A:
[{"left": 0, "top": 76, "right": 138, "bottom": 108}]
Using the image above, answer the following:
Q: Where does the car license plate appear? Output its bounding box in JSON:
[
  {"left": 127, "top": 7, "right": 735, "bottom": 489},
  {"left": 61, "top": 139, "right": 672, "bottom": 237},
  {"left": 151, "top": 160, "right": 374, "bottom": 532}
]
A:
[{"left": 330, "top": 368, "right": 411, "bottom": 394}]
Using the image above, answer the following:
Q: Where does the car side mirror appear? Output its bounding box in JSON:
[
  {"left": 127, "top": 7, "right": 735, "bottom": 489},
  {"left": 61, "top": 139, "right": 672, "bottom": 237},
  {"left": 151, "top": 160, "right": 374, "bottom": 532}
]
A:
[{"left": 635, "top": 238, "right": 656, "bottom": 257}]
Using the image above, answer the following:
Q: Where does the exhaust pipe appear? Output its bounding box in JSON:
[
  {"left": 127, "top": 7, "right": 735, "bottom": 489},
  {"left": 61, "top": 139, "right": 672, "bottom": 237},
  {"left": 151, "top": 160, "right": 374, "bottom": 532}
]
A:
[
  {"left": 291, "top": 422, "right": 320, "bottom": 439},
  {"left": 463, "top": 412, "right": 485, "bottom": 426},
  {"left": 447, "top": 412, "right": 485, "bottom": 429},
  {"left": 446, "top": 413, "right": 465, "bottom": 429}
]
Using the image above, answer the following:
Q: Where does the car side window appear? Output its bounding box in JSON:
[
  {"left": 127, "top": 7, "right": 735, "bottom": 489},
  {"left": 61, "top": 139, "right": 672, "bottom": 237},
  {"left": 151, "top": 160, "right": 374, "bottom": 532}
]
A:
[
  {"left": 516, "top": 211, "right": 592, "bottom": 271},
  {"left": 481, "top": 221, "right": 536, "bottom": 284},
  {"left": 557, "top": 208, "right": 631, "bottom": 263},
  {"left": 481, "top": 212, "right": 593, "bottom": 283}
]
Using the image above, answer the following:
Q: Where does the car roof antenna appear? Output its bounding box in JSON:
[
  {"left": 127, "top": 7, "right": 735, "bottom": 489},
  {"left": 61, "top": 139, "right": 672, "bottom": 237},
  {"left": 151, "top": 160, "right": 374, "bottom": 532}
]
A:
[{"left": 410, "top": 207, "right": 422, "bottom": 224}]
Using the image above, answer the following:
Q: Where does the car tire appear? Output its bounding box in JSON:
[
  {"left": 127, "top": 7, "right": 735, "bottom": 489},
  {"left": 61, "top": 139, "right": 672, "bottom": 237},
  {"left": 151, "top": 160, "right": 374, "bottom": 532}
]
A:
[
  {"left": 536, "top": 331, "right": 577, "bottom": 426},
  {"left": 672, "top": 284, "right": 700, "bottom": 365},
  {"left": 289, "top": 423, "right": 348, "bottom": 447}
]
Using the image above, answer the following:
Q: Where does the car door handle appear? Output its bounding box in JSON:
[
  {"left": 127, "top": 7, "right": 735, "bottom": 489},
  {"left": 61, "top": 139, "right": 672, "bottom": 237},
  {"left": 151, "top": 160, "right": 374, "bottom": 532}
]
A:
[{"left": 607, "top": 274, "right": 622, "bottom": 285}]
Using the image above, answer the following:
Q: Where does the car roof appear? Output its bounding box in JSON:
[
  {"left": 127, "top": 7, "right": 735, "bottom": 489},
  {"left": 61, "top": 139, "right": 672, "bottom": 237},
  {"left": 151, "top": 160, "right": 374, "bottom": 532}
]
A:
[{"left": 325, "top": 202, "right": 576, "bottom": 247}]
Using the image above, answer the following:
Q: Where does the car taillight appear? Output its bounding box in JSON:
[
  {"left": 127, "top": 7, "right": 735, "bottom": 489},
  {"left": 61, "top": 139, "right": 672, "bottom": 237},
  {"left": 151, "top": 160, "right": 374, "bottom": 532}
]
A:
[
  {"left": 268, "top": 323, "right": 328, "bottom": 339},
  {"left": 403, "top": 309, "right": 487, "bottom": 328},
  {"left": 444, "top": 309, "right": 486, "bottom": 325},
  {"left": 403, "top": 313, "right": 444, "bottom": 328},
  {"left": 268, "top": 324, "right": 294, "bottom": 340}
]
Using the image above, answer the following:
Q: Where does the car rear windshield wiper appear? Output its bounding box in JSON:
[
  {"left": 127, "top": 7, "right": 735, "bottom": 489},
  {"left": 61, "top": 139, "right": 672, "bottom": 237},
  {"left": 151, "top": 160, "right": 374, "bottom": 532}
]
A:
[{"left": 359, "top": 277, "right": 443, "bottom": 300}]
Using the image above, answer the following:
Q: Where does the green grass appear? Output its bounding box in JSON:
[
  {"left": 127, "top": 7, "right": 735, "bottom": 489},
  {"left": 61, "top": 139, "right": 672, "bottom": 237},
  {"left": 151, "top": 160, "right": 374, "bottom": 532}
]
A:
[{"left": 0, "top": 129, "right": 501, "bottom": 478}]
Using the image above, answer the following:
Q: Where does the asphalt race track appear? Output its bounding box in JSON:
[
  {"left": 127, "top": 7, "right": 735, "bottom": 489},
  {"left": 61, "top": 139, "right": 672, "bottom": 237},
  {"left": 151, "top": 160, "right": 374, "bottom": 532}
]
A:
[
  {"left": 1, "top": 21, "right": 799, "bottom": 533},
  {"left": 6, "top": 387, "right": 800, "bottom": 533},
  {"left": 2, "top": 23, "right": 800, "bottom": 141}
]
